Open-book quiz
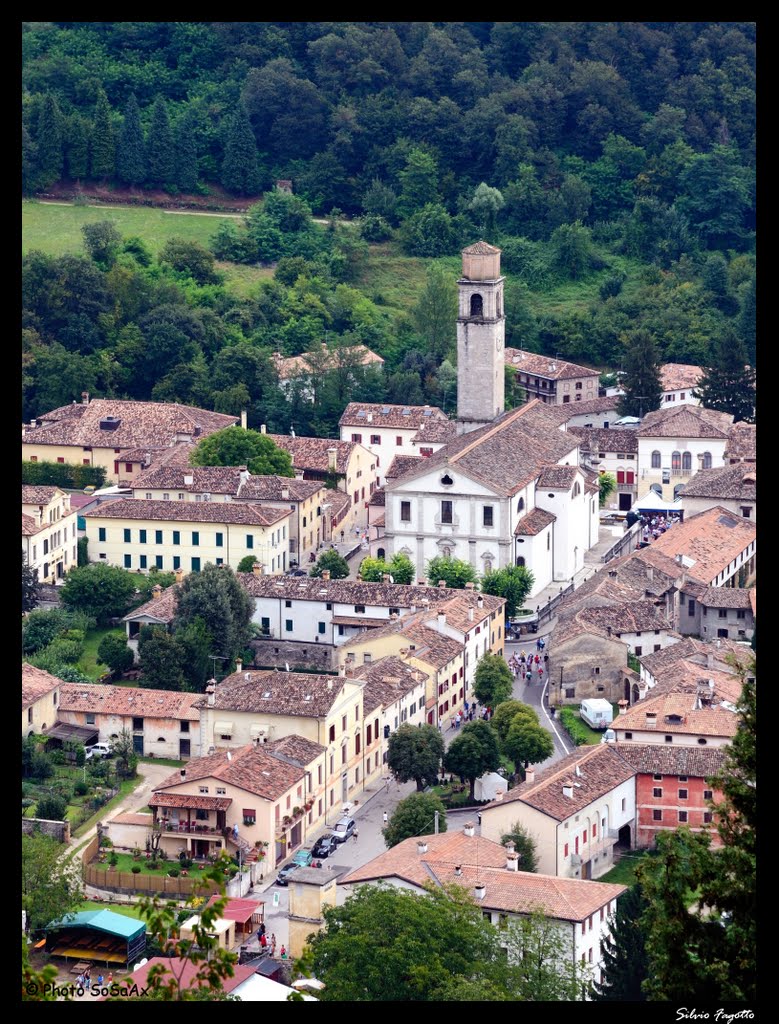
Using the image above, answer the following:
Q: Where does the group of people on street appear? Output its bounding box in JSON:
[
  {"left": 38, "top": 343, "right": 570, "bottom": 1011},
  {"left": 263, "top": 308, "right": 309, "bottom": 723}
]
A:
[
  {"left": 640, "top": 513, "right": 681, "bottom": 543},
  {"left": 509, "top": 636, "right": 549, "bottom": 684},
  {"left": 256, "top": 923, "right": 280, "bottom": 957},
  {"left": 75, "top": 966, "right": 111, "bottom": 992},
  {"left": 450, "top": 700, "right": 494, "bottom": 729}
]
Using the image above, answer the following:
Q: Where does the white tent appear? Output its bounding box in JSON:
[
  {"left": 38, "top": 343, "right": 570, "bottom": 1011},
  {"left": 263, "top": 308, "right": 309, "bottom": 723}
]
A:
[{"left": 631, "top": 493, "right": 684, "bottom": 514}]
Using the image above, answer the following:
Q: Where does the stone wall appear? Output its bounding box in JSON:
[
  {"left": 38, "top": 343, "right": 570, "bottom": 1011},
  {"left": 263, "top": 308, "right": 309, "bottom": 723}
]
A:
[
  {"left": 22, "top": 817, "right": 71, "bottom": 843},
  {"left": 250, "top": 638, "right": 335, "bottom": 672}
]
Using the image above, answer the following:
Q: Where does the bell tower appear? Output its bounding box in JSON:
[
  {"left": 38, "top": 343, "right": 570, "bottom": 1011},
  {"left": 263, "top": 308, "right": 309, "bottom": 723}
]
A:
[{"left": 456, "top": 241, "right": 505, "bottom": 433}]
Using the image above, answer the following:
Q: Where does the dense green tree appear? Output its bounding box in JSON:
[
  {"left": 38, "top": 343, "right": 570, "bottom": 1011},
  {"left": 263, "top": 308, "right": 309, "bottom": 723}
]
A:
[
  {"left": 616, "top": 329, "right": 662, "bottom": 418},
  {"left": 89, "top": 88, "right": 115, "bottom": 179},
  {"left": 111, "top": 727, "right": 139, "bottom": 779},
  {"left": 358, "top": 553, "right": 414, "bottom": 584},
  {"left": 173, "top": 563, "right": 254, "bottom": 665},
  {"left": 237, "top": 555, "right": 260, "bottom": 574},
  {"left": 425, "top": 556, "right": 479, "bottom": 590},
  {"left": 412, "top": 263, "right": 457, "bottom": 362},
  {"left": 473, "top": 652, "right": 514, "bottom": 707},
  {"left": 22, "top": 553, "right": 40, "bottom": 614},
  {"left": 549, "top": 221, "right": 594, "bottom": 280},
  {"left": 159, "top": 238, "right": 220, "bottom": 284},
  {"left": 190, "top": 426, "right": 294, "bottom": 477},
  {"left": 501, "top": 911, "right": 590, "bottom": 1000},
  {"left": 34, "top": 792, "right": 68, "bottom": 822},
  {"left": 22, "top": 833, "right": 83, "bottom": 931},
  {"left": 175, "top": 105, "right": 199, "bottom": 192},
  {"left": 81, "top": 220, "right": 122, "bottom": 269},
  {"left": 221, "top": 102, "right": 262, "bottom": 196},
  {"left": 116, "top": 93, "right": 146, "bottom": 186},
  {"left": 383, "top": 792, "right": 447, "bottom": 849},
  {"left": 499, "top": 822, "right": 538, "bottom": 873},
  {"left": 97, "top": 632, "right": 134, "bottom": 676},
  {"left": 60, "top": 563, "right": 136, "bottom": 624},
  {"left": 362, "top": 178, "right": 399, "bottom": 223},
  {"left": 138, "top": 626, "right": 187, "bottom": 691},
  {"left": 146, "top": 95, "right": 175, "bottom": 187},
  {"left": 65, "top": 112, "right": 90, "bottom": 180},
  {"left": 22, "top": 608, "right": 92, "bottom": 654},
  {"left": 397, "top": 147, "right": 440, "bottom": 217},
  {"left": 593, "top": 884, "right": 649, "bottom": 1000},
  {"left": 34, "top": 94, "right": 64, "bottom": 188},
  {"left": 503, "top": 719, "right": 554, "bottom": 772},
  {"left": 469, "top": 182, "right": 505, "bottom": 235},
  {"left": 309, "top": 549, "right": 350, "bottom": 580},
  {"left": 387, "top": 723, "right": 444, "bottom": 791},
  {"left": 22, "top": 122, "right": 38, "bottom": 194},
  {"left": 677, "top": 145, "right": 753, "bottom": 250},
  {"left": 480, "top": 565, "right": 534, "bottom": 619},
  {"left": 401, "top": 203, "right": 457, "bottom": 257},
  {"left": 693, "top": 327, "right": 755, "bottom": 422},
  {"left": 737, "top": 274, "right": 756, "bottom": 364},
  {"left": 77, "top": 536, "right": 89, "bottom": 566},
  {"left": 599, "top": 471, "right": 617, "bottom": 508},
  {"left": 444, "top": 719, "right": 501, "bottom": 800},
  {"left": 491, "top": 700, "right": 538, "bottom": 744}
]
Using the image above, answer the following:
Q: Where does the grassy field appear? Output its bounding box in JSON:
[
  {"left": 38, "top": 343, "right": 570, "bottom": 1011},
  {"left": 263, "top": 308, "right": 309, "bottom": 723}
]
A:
[
  {"left": 75, "top": 900, "right": 146, "bottom": 921},
  {"left": 93, "top": 851, "right": 211, "bottom": 878},
  {"left": 76, "top": 626, "right": 121, "bottom": 680},
  {"left": 599, "top": 849, "right": 656, "bottom": 886}
]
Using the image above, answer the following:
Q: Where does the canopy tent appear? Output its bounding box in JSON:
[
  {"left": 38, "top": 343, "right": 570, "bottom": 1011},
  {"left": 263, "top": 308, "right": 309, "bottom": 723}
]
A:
[
  {"left": 45, "top": 909, "right": 146, "bottom": 966},
  {"left": 631, "top": 492, "right": 684, "bottom": 515}
]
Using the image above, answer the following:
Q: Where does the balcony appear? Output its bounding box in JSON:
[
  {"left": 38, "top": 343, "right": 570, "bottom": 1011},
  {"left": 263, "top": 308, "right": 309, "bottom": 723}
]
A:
[
  {"left": 617, "top": 482, "right": 636, "bottom": 492},
  {"left": 155, "top": 819, "right": 223, "bottom": 838}
]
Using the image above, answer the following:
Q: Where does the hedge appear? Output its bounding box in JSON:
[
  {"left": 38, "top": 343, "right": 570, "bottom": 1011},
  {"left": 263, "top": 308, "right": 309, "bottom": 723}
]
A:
[
  {"left": 23, "top": 460, "right": 107, "bottom": 490},
  {"left": 558, "top": 707, "right": 590, "bottom": 746}
]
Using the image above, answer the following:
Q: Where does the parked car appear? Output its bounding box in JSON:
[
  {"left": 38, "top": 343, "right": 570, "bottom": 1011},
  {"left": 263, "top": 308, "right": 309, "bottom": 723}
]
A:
[
  {"left": 311, "top": 835, "right": 336, "bottom": 859},
  {"left": 292, "top": 849, "right": 313, "bottom": 867},
  {"left": 85, "top": 743, "right": 112, "bottom": 760},
  {"left": 332, "top": 817, "right": 356, "bottom": 843},
  {"left": 275, "top": 864, "right": 296, "bottom": 886}
]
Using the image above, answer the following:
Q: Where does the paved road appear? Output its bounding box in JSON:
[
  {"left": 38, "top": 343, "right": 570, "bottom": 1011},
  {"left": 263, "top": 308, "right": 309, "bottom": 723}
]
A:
[{"left": 504, "top": 634, "right": 574, "bottom": 768}]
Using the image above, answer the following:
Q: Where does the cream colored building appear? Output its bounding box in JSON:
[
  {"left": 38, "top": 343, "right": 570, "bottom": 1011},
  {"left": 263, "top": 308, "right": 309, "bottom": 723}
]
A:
[
  {"left": 287, "top": 866, "right": 339, "bottom": 959},
  {"left": 83, "top": 498, "right": 291, "bottom": 575},
  {"left": 22, "top": 663, "right": 62, "bottom": 737},
  {"left": 22, "top": 395, "right": 237, "bottom": 486},
  {"left": 339, "top": 403, "right": 449, "bottom": 483},
  {"left": 21, "top": 485, "right": 79, "bottom": 583},
  {"left": 504, "top": 348, "right": 601, "bottom": 406}
]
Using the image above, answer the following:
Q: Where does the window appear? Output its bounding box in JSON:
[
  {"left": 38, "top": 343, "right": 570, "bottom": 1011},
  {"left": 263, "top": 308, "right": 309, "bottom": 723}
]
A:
[
  {"left": 163, "top": 493, "right": 170, "bottom": 501},
  {"left": 192, "top": 531, "right": 199, "bottom": 546},
  {"left": 173, "top": 556, "right": 180, "bottom": 570},
  {"left": 132, "top": 717, "right": 143, "bottom": 731},
  {"left": 517, "top": 497, "right": 525, "bottom": 513},
  {"left": 199, "top": 786, "right": 209, "bottom": 795},
  {"left": 483, "top": 505, "right": 494, "bottom": 527},
  {"left": 170, "top": 530, "right": 178, "bottom": 546},
  {"left": 285, "top": 620, "right": 293, "bottom": 632},
  {"left": 575, "top": 381, "right": 583, "bottom": 390},
  {"left": 665, "top": 735, "right": 673, "bottom": 743},
  {"left": 216, "top": 532, "right": 224, "bottom": 547},
  {"left": 123, "top": 528, "right": 131, "bottom": 543},
  {"left": 400, "top": 501, "right": 411, "bottom": 522},
  {"left": 651, "top": 450, "right": 661, "bottom": 469},
  {"left": 285, "top": 600, "right": 292, "bottom": 608},
  {"left": 671, "top": 451, "right": 681, "bottom": 472},
  {"left": 678, "top": 789, "right": 688, "bottom": 800},
  {"left": 318, "top": 622, "right": 326, "bottom": 634},
  {"left": 564, "top": 843, "right": 569, "bottom": 858},
  {"left": 698, "top": 738, "right": 708, "bottom": 745},
  {"left": 124, "top": 554, "right": 132, "bottom": 568},
  {"left": 354, "top": 605, "right": 366, "bottom": 614},
  {"left": 441, "top": 500, "right": 453, "bottom": 524},
  {"left": 678, "top": 775, "right": 688, "bottom": 782},
  {"left": 741, "top": 506, "right": 752, "bottom": 518},
  {"left": 682, "top": 451, "right": 692, "bottom": 472},
  {"left": 181, "top": 721, "right": 190, "bottom": 734},
  {"left": 678, "top": 811, "right": 688, "bottom": 823},
  {"left": 396, "top": 436, "right": 402, "bottom": 446},
  {"left": 635, "top": 646, "right": 642, "bottom": 656},
  {"left": 85, "top": 713, "right": 96, "bottom": 725},
  {"left": 719, "top": 609, "right": 728, "bottom": 619},
  {"left": 653, "top": 773, "right": 663, "bottom": 781},
  {"left": 98, "top": 527, "right": 106, "bottom": 542},
  {"left": 190, "top": 557, "right": 200, "bottom": 572},
  {"left": 370, "top": 434, "right": 381, "bottom": 445},
  {"left": 653, "top": 809, "right": 663, "bottom": 821},
  {"left": 653, "top": 788, "right": 662, "bottom": 798},
  {"left": 703, "top": 812, "right": 713, "bottom": 824},
  {"left": 702, "top": 451, "right": 712, "bottom": 469},
  {"left": 351, "top": 433, "right": 362, "bottom": 443},
  {"left": 155, "top": 555, "right": 163, "bottom": 569},
  {"left": 139, "top": 555, "right": 147, "bottom": 569},
  {"left": 139, "top": 529, "right": 147, "bottom": 544},
  {"left": 703, "top": 789, "right": 713, "bottom": 801}
]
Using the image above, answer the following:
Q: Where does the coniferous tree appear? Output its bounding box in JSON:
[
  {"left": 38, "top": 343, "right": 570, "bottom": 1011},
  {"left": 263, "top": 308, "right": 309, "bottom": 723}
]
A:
[
  {"left": 146, "top": 95, "right": 175, "bottom": 187},
  {"left": 34, "top": 94, "right": 64, "bottom": 188},
  {"left": 175, "top": 105, "right": 199, "bottom": 193},
  {"left": 22, "top": 123, "right": 37, "bottom": 194},
  {"left": 592, "top": 884, "right": 649, "bottom": 1000},
  {"left": 694, "top": 327, "right": 756, "bottom": 423},
  {"left": 116, "top": 93, "right": 146, "bottom": 186},
  {"left": 65, "top": 113, "right": 89, "bottom": 180},
  {"left": 89, "top": 88, "right": 115, "bottom": 179},
  {"left": 221, "top": 103, "right": 262, "bottom": 196},
  {"left": 616, "top": 329, "right": 662, "bottom": 419}
]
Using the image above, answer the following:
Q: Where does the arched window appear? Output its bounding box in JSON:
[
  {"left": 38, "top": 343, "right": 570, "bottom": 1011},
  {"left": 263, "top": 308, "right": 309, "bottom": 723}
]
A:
[
  {"left": 673, "top": 484, "right": 685, "bottom": 499},
  {"left": 651, "top": 451, "right": 661, "bottom": 469},
  {"left": 470, "top": 294, "right": 483, "bottom": 318},
  {"left": 702, "top": 451, "right": 712, "bottom": 469},
  {"left": 516, "top": 556, "right": 525, "bottom": 567},
  {"left": 682, "top": 451, "right": 692, "bottom": 472},
  {"left": 517, "top": 497, "right": 525, "bottom": 513},
  {"left": 671, "top": 451, "right": 681, "bottom": 472},
  {"left": 483, "top": 559, "right": 493, "bottom": 573},
  {"left": 377, "top": 548, "right": 385, "bottom": 560},
  {"left": 573, "top": 482, "right": 581, "bottom": 497}
]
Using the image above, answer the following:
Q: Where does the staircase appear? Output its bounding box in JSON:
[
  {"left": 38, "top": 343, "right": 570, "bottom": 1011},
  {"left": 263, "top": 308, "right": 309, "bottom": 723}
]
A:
[{"left": 226, "top": 830, "right": 258, "bottom": 863}]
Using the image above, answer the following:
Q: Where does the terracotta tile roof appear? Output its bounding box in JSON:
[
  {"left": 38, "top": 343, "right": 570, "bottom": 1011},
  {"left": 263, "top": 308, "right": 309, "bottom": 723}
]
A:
[
  {"left": 22, "top": 663, "right": 62, "bottom": 708},
  {"left": 463, "top": 240, "right": 501, "bottom": 255},
  {"left": 154, "top": 744, "right": 305, "bottom": 801},
  {"left": 638, "top": 636, "right": 748, "bottom": 678},
  {"left": 660, "top": 363, "right": 704, "bottom": 392},
  {"left": 698, "top": 587, "right": 752, "bottom": 609},
  {"left": 368, "top": 489, "right": 385, "bottom": 507},
  {"left": 504, "top": 348, "right": 600, "bottom": 381},
  {"left": 340, "top": 830, "right": 508, "bottom": 886},
  {"left": 274, "top": 344, "right": 384, "bottom": 381},
  {"left": 680, "top": 465, "right": 756, "bottom": 501},
  {"left": 149, "top": 793, "right": 232, "bottom": 810},
  {"left": 385, "top": 455, "right": 423, "bottom": 479},
  {"left": 59, "top": 682, "right": 200, "bottom": 720},
  {"left": 435, "top": 591, "right": 505, "bottom": 632},
  {"left": 238, "top": 476, "right": 323, "bottom": 502},
  {"left": 128, "top": 958, "right": 257, "bottom": 997},
  {"left": 268, "top": 435, "right": 361, "bottom": 476},
  {"left": 22, "top": 513, "right": 41, "bottom": 536},
  {"left": 725, "top": 422, "right": 756, "bottom": 461},
  {"left": 543, "top": 397, "right": 621, "bottom": 426},
  {"left": 613, "top": 690, "right": 739, "bottom": 738},
  {"left": 558, "top": 548, "right": 683, "bottom": 613},
  {"left": 111, "top": 812, "right": 153, "bottom": 826},
  {"left": 387, "top": 401, "right": 577, "bottom": 498},
  {"left": 411, "top": 418, "right": 459, "bottom": 444},
  {"left": 613, "top": 743, "right": 726, "bottom": 778},
  {"left": 537, "top": 465, "right": 580, "bottom": 489},
  {"left": 484, "top": 745, "right": 636, "bottom": 820},
  {"left": 199, "top": 670, "right": 348, "bottom": 717},
  {"left": 24, "top": 399, "right": 237, "bottom": 449},
  {"left": 21, "top": 485, "right": 61, "bottom": 504},
  {"left": 264, "top": 733, "right": 326, "bottom": 765},
  {"left": 550, "top": 611, "right": 613, "bottom": 647},
  {"left": 568, "top": 427, "right": 638, "bottom": 454},
  {"left": 331, "top": 615, "right": 388, "bottom": 627},
  {"left": 399, "top": 621, "right": 464, "bottom": 670},
  {"left": 638, "top": 405, "right": 733, "bottom": 439},
  {"left": 339, "top": 403, "right": 447, "bottom": 429},
  {"left": 134, "top": 464, "right": 245, "bottom": 493},
  {"left": 572, "top": 600, "right": 673, "bottom": 637},
  {"left": 84, "top": 498, "right": 291, "bottom": 527},
  {"left": 238, "top": 573, "right": 450, "bottom": 609},
  {"left": 352, "top": 656, "right": 429, "bottom": 709},
  {"left": 371, "top": 512, "right": 385, "bottom": 527},
  {"left": 649, "top": 663, "right": 744, "bottom": 705},
  {"left": 514, "top": 507, "right": 556, "bottom": 537},
  {"left": 123, "top": 584, "right": 181, "bottom": 624},
  {"left": 648, "top": 506, "right": 756, "bottom": 585}
]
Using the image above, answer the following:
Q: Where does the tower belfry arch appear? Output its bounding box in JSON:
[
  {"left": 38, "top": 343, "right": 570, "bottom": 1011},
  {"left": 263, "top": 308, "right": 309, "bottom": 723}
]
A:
[{"left": 456, "top": 241, "right": 505, "bottom": 433}]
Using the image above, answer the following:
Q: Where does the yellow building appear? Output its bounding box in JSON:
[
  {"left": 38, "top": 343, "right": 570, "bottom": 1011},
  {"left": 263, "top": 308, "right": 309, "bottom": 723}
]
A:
[
  {"left": 22, "top": 664, "right": 62, "bottom": 737},
  {"left": 21, "top": 485, "right": 79, "bottom": 583},
  {"left": 287, "top": 866, "right": 339, "bottom": 959},
  {"left": 22, "top": 396, "right": 237, "bottom": 485},
  {"left": 83, "top": 498, "right": 291, "bottom": 575}
]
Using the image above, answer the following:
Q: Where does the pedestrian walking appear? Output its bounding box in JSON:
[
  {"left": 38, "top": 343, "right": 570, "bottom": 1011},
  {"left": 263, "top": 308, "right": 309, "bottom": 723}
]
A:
[
  {"left": 280, "top": 945, "right": 288, "bottom": 959},
  {"left": 383, "top": 811, "right": 388, "bottom": 824},
  {"left": 520, "top": 649, "right": 527, "bottom": 663},
  {"left": 537, "top": 663, "right": 544, "bottom": 677},
  {"left": 534, "top": 654, "right": 540, "bottom": 665},
  {"left": 544, "top": 652, "right": 549, "bottom": 666},
  {"left": 526, "top": 670, "right": 532, "bottom": 683},
  {"left": 270, "top": 933, "right": 277, "bottom": 956}
]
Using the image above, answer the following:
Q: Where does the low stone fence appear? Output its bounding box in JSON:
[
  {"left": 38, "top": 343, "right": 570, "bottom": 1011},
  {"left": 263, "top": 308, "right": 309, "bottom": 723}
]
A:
[
  {"left": 22, "top": 817, "right": 71, "bottom": 843},
  {"left": 601, "top": 522, "right": 641, "bottom": 563},
  {"left": 537, "top": 583, "right": 575, "bottom": 628}
]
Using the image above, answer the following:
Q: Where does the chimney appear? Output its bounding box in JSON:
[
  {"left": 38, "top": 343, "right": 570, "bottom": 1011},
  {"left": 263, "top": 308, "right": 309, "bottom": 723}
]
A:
[
  {"left": 506, "top": 852, "right": 519, "bottom": 872},
  {"left": 252, "top": 562, "right": 263, "bottom": 576},
  {"left": 389, "top": 612, "right": 398, "bottom": 621},
  {"left": 281, "top": 486, "right": 290, "bottom": 500},
  {"left": 241, "top": 409, "right": 248, "bottom": 430},
  {"left": 206, "top": 680, "right": 216, "bottom": 707},
  {"left": 175, "top": 568, "right": 184, "bottom": 584},
  {"left": 367, "top": 412, "right": 373, "bottom": 423},
  {"left": 382, "top": 573, "right": 392, "bottom": 583},
  {"left": 477, "top": 596, "right": 484, "bottom": 609},
  {"left": 647, "top": 567, "right": 654, "bottom": 581},
  {"left": 239, "top": 469, "right": 250, "bottom": 484},
  {"left": 321, "top": 569, "right": 331, "bottom": 582},
  {"left": 675, "top": 554, "right": 683, "bottom": 565},
  {"left": 468, "top": 607, "right": 474, "bottom": 622},
  {"left": 151, "top": 584, "right": 162, "bottom": 600},
  {"left": 437, "top": 580, "right": 447, "bottom": 588},
  {"left": 327, "top": 447, "right": 338, "bottom": 472},
  {"left": 260, "top": 424, "right": 267, "bottom": 434},
  {"left": 474, "top": 883, "right": 486, "bottom": 901},
  {"left": 235, "top": 658, "right": 243, "bottom": 674},
  {"left": 183, "top": 473, "right": 194, "bottom": 486},
  {"left": 454, "top": 864, "right": 463, "bottom": 877},
  {"left": 465, "top": 581, "right": 475, "bottom": 590},
  {"left": 562, "top": 784, "right": 574, "bottom": 799},
  {"left": 463, "top": 822, "right": 475, "bottom": 837},
  {"left": 437, "top": 612, "right": 446, "bottom": 627},
  {"left": 180, "top": 768, "right": 186, "bottom": 778},
  {"left": 645, "top": 711, "right": 657, "bottom": 727},
  {"left": 706, "top": 653, "right": 714, "bottom": 669},
  {"left": 418, "top": 578, "right": 428, "bottom": 586},
  {"left": 417, "top": 841, "right": 428, "bottom": 855},
  {"left": 525, "top": 766, "right": 535, "bottom": 784},
  {"left": 328, "top": 679, "right": 334, "bottom": 689},
  {"left": 82, "top": 391, "right": 90, "bottom": 405},
  {"left": 494, "top": 790, "right": 504, "bottom": 801}
]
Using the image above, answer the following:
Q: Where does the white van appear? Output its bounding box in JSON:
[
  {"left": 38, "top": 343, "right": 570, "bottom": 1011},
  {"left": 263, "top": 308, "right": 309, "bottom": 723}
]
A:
[{"left": 580, "top": 699, "right": 613, "bottom": 730}]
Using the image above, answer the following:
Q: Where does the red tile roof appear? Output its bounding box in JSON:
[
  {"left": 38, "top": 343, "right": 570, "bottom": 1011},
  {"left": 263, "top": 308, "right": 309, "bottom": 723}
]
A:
[
  {"left": 22, "top": 663, "right": 62, "bottom": 708},
  {"left": 514, "top": 507, "right": 556, "bottom": 537},
  {"left": 638, "top": 405, "right": 733, "bottom": 439},
  {"left": 613, "top": 690, "right": 739, "bottom": 739},
  {"left": 339, "top": 403, "right": 447, "bottom": 429},
  {"left": 269, "top": 435, "right": 363, "bottom": 476},
  {"left": 59, "top": 682, "right": 200, "bottom": 720},
  {"left": 660, "top": 363, "right": 704, "bottom": 392},
  {"left": 275, "top": 344, "right": 384, "bottom": 381},
  {"left": 648, "top": 506, "right": 755, "bottom": 585},
  {"left": 84, "top": 498, "right": 291, "bottom": 527},
  {"left": 200, "top": 669, "right": 348, "bottom": 717},
  {"left": 569, "top": 427, "right": 638, "bottom": 454},
  {"left": 504, "top": 349, "right": 600, "bottom": 381},
  {"left": 155, "top": 743, "right": 306, "bottom": 801},
  {"left": 537, "top": 465, "right": 580, "bottom": 489},
  {"left": 21, "top": 485, "right": 61, "bottom": 504},
  {"left": 725, "top": 422, "right": 756, "bottom": 461},
  {"left": 680, "top": 465, "right": 756, "bottom": 501}
]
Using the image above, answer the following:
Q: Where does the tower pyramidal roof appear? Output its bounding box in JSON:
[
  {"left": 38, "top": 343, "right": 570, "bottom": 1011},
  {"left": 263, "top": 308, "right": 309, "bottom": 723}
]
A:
[{"left": 462, "top": 240, "right": 501, "bottom": 255}]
